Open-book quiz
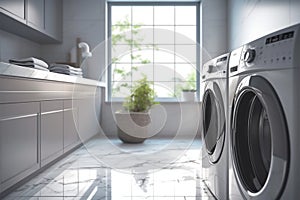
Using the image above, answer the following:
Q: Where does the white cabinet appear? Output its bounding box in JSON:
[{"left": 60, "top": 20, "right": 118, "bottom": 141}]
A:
[
  {"left": 45, "top": 0, "right": 62, "bottom": 41},
  {"left": 63, "top": 100, "right": 80, "bottom": 153},
  {"left": 0, "top": 102, "right": 40, "bottom": 192},
  {"left": 0, "top": 0, "right": 25, "bottom": 21},
  {"left": 78, "top": 87, "right": 101, "bottom": 142},
  {"left": 41, "top": 100, "right": 64, "bottom": 167},
  {"left": 0, "top": 0, "right": 62, "bottom": 43},
  {"left": 27, "top": 0, "right": 44, "bottom": 30}
]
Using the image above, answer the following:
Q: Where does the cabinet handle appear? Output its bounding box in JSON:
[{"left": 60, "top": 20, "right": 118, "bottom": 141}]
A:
[
  {"left": 0, "top": 113, "right": 38, "bottom": 122},
  {"left": 41, "top": 109, "right": 64, "bottom": 115}
]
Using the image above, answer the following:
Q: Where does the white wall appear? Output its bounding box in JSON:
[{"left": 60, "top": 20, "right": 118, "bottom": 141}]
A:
[
  {"left": 0, "top": 29, "right": 41, "bottom": 62},
  {"left": 228, "top": 0, "right": 300, "bottom": 50},
  {"left": 201, "top": 0, "right": 228, "bottom": 64}
]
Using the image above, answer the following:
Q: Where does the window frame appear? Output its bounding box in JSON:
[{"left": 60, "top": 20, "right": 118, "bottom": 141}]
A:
[{"left": 107, "top": 1, "right": 200, "bottom": 102}]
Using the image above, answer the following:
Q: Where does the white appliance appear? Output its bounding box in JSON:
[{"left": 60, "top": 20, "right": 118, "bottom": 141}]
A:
[
  {"left": 228, "top": 24, "right": 300, "bottom": 199},
  {"left": 201, "top": 53, "right": 229, "bottom": 199}
]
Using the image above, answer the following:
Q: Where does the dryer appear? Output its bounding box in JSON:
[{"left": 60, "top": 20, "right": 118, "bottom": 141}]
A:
[
  {"left": 228, "top": 24, "right": 300, "bottom": 199},
  {"left": 201, "top": 53, "right": 229, "bottom": 200}
]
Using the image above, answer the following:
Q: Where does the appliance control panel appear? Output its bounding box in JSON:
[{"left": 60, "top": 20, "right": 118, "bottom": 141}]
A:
[
  {"left": 240, "top": 26, "right": 298, "bottom": 71},
  {"left": 202, "top": 53, "right": 229, "bottom": 81}
]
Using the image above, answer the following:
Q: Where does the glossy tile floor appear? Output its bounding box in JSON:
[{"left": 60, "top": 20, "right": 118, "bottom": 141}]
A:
[{"left": 4, "top": 137, "right": 215, "bottom": 200}]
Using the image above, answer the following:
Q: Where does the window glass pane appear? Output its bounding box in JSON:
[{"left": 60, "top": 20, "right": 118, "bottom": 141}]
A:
[
  {"left": 111, "top": 45, "right": 131, "bottom": 63},
  {"left": 132, "top": 47, "right": 153, "bottom": 64},
  {"left": 112, "top": 64, "right": 132, "bottom": 82},
  {"left": 175, "top": 63, "right": 196, "bottom": 81},
  {"left": 175, "top": 45, "right": 197, "bottom": 63},
  {"left": 132, "top": 63, "right": 154, "bottom": 81},
  {"left": 132, "top": 6, "right": 153, "bottom": 25},
  {"left": 154, "top": 82, "right": 175, "bottom": 98},
  {"left": 154, "top": 45, "right": 174, "bottom": 63},
  {"left": 111, "top": 26, "right": 132, "bottom": 45},
  {"left": 175, "top": 26, "right": 197, "bottom": 44},
  {"left": 154, "top": 6, "right": 174, "bottom": 25},
  {"left": 113, "top": 49, "right": 132, "bottom": 63},
  {"left": 132, "top": 26, "right": 154, "bottom": 44},
  {"left": 175, "top": 6, "right": 196, "bottom": 25},
  {"left": 111, "top": 6, "right": 131, "bottom": 25},
  {"left": 154, "top": 26, "right": 175, "bottom": 44},
  {"left": 112, "top": 82, "right": 132, "bottom": 98},
  {"left": 154, "top": 64, "right": 174, "bottom": 82}
]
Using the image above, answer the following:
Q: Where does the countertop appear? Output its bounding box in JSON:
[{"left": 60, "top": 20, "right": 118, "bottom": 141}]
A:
[{"left": 0, "top": 62, "right": 106, "bottom": 87}]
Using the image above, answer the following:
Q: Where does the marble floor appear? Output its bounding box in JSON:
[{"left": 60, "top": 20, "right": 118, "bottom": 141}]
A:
[{"left": 3, "top": 137, "right": 215, "bottom": 200}]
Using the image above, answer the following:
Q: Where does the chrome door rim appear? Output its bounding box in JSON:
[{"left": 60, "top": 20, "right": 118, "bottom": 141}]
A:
[
  {"left": 231, "top": 75, "right": 289, "bottom": 199},
  {"left": 202, "top": 81, "right": 226, "bottom": 164}
]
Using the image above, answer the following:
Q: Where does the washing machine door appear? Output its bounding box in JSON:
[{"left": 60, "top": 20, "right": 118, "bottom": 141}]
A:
[
  {"left": 231, "top": 75, "right": 289, "bottom": 199},
  {"left": 202, "top": 81, "right": 226, "bottom": 164}
]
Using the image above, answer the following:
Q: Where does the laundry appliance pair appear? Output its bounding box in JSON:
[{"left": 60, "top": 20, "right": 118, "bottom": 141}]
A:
[{"left": 201, "top": 24, "right": 300, "bottom": 199}]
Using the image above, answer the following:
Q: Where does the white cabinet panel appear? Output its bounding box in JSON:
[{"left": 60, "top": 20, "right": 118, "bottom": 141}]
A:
[
  {"left": 27, "top": 0, "right": 44, "bottom": 30},
  {"left": 45, "top": 0, "right": 62, "bottom": 41},
  {"left": 0, "top": 0, "right": 25, "bottom": 20},
  {"left": 63, "top": 100, "right": 80, "bottom": 153},
  {"left": 41, "top": 100, "right": 63, "bottom": 167},
  {"left": 0, "top": 102, "right": 39, "bottom": 192}
]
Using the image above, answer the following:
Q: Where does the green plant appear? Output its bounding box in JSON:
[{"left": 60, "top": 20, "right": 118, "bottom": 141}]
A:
[
  {"left": 111, "top": 17, "right": 153, "bottom": 97},
  {"left": 123, "top": 76, "right": 158, "bottom": 112},
  {"left": 174, "top": 70, "right": 197, "bottom": 97}
]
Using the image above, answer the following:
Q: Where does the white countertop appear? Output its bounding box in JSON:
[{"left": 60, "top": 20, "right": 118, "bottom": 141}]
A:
[{"left": 0, "top": 62, "right": 106, "bottom": 87}]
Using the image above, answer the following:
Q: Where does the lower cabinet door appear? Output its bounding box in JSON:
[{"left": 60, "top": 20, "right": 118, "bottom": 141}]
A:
[
  {"left": 63, "top": 100, "right": 80, "bottom": 153},
  {"left": 41, "top": 100, "right": 63, "bottom": 167},
  {"left": 0, "top": 102, "right": 39, "bottom": 192}
]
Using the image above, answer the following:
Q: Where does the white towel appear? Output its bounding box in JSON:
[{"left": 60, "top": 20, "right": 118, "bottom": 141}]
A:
[
  {"left": 9, "top": 57, "right": 48, "bottom": 68},
  {"left": 49, "top": 64, "right": 82, "bottom": 72},
  {"left": 12, "top": 63, "right": 49, "bottom": 71},
  {"left": 50, "top": 69, "right": 83, "bottom": 75}
]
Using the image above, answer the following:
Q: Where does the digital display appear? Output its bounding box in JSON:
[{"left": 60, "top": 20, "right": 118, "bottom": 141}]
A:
[
  {"left": 217, "top": 56, "right": 227, "bottom": 62},
  {"left": 265, "top": 31, "right": 294, "bottom": 44}
]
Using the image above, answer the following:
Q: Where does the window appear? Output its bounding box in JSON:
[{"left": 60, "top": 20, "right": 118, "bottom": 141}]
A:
[{"left": 108, "top": 2, "right": 200, "bottom": 101}]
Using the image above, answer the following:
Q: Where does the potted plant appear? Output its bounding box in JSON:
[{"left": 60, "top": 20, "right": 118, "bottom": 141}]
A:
[
  {"left": 115, "top": 76, "right": 158, "bottom": 143},
  {"left": 181, "top": 83, "right": 197, "bottom": 102},
  {"left": 179, "top": 71, "right": 197, "bottom": 102}
]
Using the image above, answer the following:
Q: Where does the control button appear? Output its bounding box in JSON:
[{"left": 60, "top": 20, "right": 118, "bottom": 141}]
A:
[
  {"left": 244, "top": 49, "right": 256, "bottom": 63},
  {"left": 207, "top": 65, "right": 214, "bottom": 73},
  {"left": 282, "top": 57, "right": 286, "bottom": 60}
]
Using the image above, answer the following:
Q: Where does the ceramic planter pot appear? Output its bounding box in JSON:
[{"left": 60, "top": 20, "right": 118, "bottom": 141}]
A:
[
  {"left": 182, "top": 90, "right": 197, "bottom": 102},
  {"left": 115, "top": 111, "right": 151, "bottom": 143}
]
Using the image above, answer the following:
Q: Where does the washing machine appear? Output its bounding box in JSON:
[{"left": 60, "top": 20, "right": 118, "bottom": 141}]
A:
[
  {"left": 201, "top": 53, "right": 229, "bottom": 200},
  {"left": 228, "top": 24, "right": 300, "bottom": 199}
]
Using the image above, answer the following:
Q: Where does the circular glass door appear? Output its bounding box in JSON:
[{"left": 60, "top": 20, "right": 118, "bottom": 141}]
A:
[
  {"left": 232, "top": 76, "right": 289, "bottom": 198},
  {"left": 202, "top": 82, "right": 225, "bottom": 163}
]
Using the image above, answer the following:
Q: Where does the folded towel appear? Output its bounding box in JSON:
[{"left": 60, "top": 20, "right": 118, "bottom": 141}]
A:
[
  {"left": 12, "top": 63, "right": 50, "bottom": 71},
  {"left": 9, "top": 57, "right": 48, "bottom": 68},
  {"left": 49, "top": 67, "right": 82, "bottom": 74},
  {"left": 49, "top": 64, "right": 82, "bottom": 72},
  {"left": 50, "top": 69, "right": 83, "bottom": 75}
]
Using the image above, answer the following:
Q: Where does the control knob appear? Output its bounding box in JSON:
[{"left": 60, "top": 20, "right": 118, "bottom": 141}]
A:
[{"left": 244, "top": 49, "right": 256, "bottom": 63}]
